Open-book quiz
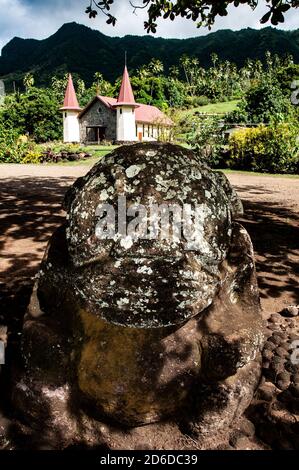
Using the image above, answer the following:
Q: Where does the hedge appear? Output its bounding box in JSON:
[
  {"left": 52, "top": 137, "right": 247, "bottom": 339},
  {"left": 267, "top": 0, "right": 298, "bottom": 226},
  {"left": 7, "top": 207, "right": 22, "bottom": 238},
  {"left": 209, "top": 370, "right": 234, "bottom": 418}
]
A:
[{"left": 227, "top": 123, "right": 299, "bottom": 174}]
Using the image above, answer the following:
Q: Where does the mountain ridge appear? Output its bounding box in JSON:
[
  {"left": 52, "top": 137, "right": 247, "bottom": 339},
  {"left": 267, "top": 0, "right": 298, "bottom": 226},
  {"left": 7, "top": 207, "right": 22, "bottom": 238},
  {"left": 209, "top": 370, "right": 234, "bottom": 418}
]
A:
[{"left": 1, "top": 22, "right": 299, "bottom": 88}]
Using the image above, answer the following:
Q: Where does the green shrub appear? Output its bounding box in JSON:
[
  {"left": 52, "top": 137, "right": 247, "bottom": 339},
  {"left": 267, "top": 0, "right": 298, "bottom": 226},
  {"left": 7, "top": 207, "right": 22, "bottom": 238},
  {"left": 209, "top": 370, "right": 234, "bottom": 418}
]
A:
[
  {"left": 0, "top": 127, "right": 23, "bottom": 162},
  {"left": 0, "top": 125, "right": 42, "bottom": 163},
  {"left": 195, "top": 96, "right": 210, "bottom": 106},
  {"left": 184, "top": 95, "right": 210, "bottom": 108},
  {"left": 21, "top": 149, "right": 43, "bottom": 164},
  {"left": 228, "top": 123, "right": 299, "bottom": 174},
  {"left": 59, "top": 143, "right": 82, "bottom": 153},
  {"left": 188, "top": 116, "right": 225, "bottom": 167}
]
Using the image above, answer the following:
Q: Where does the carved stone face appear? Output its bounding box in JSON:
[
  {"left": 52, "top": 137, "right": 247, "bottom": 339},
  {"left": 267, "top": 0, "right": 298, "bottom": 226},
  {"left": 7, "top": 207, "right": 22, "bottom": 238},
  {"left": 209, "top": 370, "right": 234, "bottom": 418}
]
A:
[{"left": 64, "top": 143, "right": 236, "bottom": 328}]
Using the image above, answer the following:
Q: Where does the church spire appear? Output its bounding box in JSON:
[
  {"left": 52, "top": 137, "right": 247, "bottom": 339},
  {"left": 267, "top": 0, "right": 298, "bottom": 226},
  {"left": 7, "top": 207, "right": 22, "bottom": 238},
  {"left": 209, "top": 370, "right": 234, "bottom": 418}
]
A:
[
  {"left": 61, "top": 74, "right": 81, "bottom": 111},
  {"left": 60, "top": 74, "right": 81, "bottom": 143},
  {"left": 116, "top": 66, "right": 138, "bottom": 107}
]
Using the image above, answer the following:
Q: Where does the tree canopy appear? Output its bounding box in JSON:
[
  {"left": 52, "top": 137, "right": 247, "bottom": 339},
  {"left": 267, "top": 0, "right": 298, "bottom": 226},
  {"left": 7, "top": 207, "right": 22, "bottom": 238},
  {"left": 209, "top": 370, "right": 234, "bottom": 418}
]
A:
[{"left": 86, "top": 0, "right": 299, "bottom": 33}]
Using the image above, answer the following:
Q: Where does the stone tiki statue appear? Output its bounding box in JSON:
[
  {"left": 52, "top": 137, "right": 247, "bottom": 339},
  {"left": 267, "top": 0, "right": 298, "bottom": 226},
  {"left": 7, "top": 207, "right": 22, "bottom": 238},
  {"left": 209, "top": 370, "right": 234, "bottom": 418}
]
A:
[{"left": 13, "top": 143, "right": 265, "bottom": 448}]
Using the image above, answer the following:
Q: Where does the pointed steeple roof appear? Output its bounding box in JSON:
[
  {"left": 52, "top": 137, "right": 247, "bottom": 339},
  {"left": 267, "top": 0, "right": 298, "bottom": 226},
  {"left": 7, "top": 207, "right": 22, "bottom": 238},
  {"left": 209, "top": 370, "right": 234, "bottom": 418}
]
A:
[
  {"left": 60, "top": 74, "right": 81, "bottom": 111},
  {"left": 115, "top": 66, "right": 139, "bottom": 107}
]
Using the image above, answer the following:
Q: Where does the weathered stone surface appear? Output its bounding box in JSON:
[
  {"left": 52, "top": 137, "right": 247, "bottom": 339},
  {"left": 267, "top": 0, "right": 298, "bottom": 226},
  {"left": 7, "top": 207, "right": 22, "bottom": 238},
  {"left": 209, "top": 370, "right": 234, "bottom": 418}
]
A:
[
  {"left": 246, "top": 308, "right": 299, "bottom": 450},
  {"left": 198, "top": 222, "right": 263, "bottom": 381},
  {"left": 257, "top": 382, "right": 276, "bottom": 401},
  {"left": 77, "top": 313, "right": 202, "bottom": 425},
  {"left": 212, "top": 171, "right": 244, "bottom": 219},
  {"left": 62, "top": 143, "right": 241, "bottom": 328},
  {"left": 282, "top": 305, "right": 299, "bottom": 317},
  {"left": 13, "top": 143, "right": 264, "bottom": 442}
]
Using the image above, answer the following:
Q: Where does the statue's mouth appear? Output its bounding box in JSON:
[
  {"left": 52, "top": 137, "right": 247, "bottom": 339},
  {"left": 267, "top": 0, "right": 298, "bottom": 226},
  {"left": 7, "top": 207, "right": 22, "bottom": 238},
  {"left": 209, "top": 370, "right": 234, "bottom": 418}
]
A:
[
  {"left": 69, "top": 225, "right": 227, "bottom": 269},
  {"left": 71, "top": 252, "right": 220, "bottom": 328}
]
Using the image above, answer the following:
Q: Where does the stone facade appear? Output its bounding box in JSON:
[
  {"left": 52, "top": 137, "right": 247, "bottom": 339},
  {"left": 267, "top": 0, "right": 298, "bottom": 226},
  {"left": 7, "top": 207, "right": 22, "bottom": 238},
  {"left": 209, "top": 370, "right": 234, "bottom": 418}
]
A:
[{"left": 79, "top": 98, "right": 117, "bottom": 143}]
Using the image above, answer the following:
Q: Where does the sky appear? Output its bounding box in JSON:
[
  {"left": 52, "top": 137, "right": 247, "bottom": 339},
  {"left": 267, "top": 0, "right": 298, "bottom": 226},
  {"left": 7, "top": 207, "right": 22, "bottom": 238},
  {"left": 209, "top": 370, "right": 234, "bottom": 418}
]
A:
[{"left": 0, "top": 0, "right": 298, "bottom": 53}]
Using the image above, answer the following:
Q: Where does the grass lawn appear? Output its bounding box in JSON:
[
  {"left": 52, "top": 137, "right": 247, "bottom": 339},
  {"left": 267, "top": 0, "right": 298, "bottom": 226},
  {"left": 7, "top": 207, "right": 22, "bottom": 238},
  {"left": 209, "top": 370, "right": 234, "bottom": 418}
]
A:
[
  {"left": 44, "top": 145, "right": 118, "bottom": 166},
  {"left": 220, "top": 169, "right": 299, "bottom": 179},
  {"left": 193, "top": 100, "right": 240, "bottom": 115},
  {"left": 56, "top": 155, "right": 101, "bottom": 166},
  {"left": 82, "top": 145, "right": 118, "bottom": 156},
  {"left": 178, "top": 100, "right": 240, "bottom": 121},
  {"left": 46, "top": 143, "right": 299, "bottom": 178}
]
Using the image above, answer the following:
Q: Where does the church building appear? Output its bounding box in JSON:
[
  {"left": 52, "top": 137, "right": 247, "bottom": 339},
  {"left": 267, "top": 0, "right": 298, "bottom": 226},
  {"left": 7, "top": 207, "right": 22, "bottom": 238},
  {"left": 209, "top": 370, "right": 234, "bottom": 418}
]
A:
[{"left": 60, "top": 67, "right": 173, "bottom": 144}]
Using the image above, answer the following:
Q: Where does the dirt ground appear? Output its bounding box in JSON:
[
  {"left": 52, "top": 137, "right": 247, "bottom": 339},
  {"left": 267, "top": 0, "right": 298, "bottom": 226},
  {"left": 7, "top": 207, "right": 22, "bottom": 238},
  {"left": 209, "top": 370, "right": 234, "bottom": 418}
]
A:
[
  {"left": 0, "top": 164, "right": 298, "bottom": 316},
  {"left": 0, "top": 163, "right": 299, "bottom": 451}
]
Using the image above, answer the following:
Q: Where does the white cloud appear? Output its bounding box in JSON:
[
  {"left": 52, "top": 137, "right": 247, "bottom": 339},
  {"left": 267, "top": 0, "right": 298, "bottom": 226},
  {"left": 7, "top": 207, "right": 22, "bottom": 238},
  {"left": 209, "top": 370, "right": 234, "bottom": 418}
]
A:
[
  {"left": 0, "top": 0, "right": 298, "bottom": 53},
  {"left": 0, "top": 0, "right": 90, "bottom": 52}
]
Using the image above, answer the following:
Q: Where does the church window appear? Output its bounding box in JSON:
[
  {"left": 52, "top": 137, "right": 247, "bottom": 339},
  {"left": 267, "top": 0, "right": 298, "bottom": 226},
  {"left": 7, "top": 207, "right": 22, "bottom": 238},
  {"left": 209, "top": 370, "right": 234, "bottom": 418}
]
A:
[
  {"left": 64, "top": 112, "right": 67, "bottom": 118},
  {"left": 120, "top": 109, "right": 122, "bottom": 115},
  {"left": 98, "top": 107, "right": 102, "bottom": 114},
  {"left": 142, "top": 125, "right": 145, "bottom": 137}
]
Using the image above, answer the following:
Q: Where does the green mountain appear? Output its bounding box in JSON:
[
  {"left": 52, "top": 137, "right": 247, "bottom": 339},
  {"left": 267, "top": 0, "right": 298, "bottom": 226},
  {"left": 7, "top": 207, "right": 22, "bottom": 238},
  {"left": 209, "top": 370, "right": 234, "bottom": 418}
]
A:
[{"left": 1, "top": 22, "right": 299, "bottom": 88}]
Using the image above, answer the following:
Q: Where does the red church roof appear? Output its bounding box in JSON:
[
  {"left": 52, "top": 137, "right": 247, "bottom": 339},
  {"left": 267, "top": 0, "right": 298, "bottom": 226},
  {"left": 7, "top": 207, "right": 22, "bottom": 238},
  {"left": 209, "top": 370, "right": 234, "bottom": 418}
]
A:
[
  {"left": 115, "top": 66, "right": 139, "bottom": 108},
  {"left": 135, "top": 103, "right": 173, "bottom": 126},
  {"left": 78, "top": 95, "right": 173, "bottom": 126},
  {"left": 60, "top": 74, "right": 81, "bottom": 111}
]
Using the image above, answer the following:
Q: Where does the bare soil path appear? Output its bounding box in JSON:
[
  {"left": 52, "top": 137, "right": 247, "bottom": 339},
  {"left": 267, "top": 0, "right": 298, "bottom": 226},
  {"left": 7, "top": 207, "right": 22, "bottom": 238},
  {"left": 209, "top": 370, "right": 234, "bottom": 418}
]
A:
[{"left": 0, "top": 164, "right": 298, "bottom": 315}]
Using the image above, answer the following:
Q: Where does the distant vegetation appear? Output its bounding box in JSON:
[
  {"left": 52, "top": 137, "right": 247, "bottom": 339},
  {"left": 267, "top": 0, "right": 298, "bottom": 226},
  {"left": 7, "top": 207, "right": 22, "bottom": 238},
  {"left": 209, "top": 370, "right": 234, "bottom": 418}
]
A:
[
  {"left": 1, "top": 23, "right": 299, "bottom": 88},
  {"left": 0, "top": 41, "right": 298, "bottom": 173}
]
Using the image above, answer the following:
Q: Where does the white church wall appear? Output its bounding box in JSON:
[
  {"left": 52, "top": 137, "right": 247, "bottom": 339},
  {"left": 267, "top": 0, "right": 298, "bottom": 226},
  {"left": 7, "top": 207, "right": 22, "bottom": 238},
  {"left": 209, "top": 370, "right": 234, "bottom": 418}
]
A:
[
  {"left": 116, "top": 106, "right": 137, "bottom": 141},
  {"left": 63, "top": 111, "right": 80, "bottom": 143},
  {"left": 136, "top": 122, "right": 171, "bottom": 142}
]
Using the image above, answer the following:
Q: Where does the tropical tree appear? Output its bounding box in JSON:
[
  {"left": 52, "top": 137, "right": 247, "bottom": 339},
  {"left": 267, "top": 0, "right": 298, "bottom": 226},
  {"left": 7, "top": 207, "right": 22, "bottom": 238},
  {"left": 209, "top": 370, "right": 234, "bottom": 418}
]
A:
[
  {"left": 85, "top": 1, "right": 298, "bottom": 32},
  {"left": 188, "top": 115, "right": 225, "bottom": 166},
  {"left": 0, "top": 87, "right": 62, "bottom": 142},
  {"left": 226, "top": 78, "right": 293, "bottom": 124},
  {"left": 23, "top": 73, "right": 35, "bottom": 92},
  {"left": 147, "top": 59, "right": 164, "bottom": 102},
  {"left": 51, "top": 74, "right": 69, "bottom": 101}
]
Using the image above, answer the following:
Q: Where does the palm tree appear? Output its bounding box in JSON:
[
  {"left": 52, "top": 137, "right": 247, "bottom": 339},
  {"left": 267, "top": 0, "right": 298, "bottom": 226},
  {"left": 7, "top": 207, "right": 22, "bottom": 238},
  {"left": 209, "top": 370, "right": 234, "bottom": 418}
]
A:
[
  {"left": 147, "top": 59, "right": 164, "bottom": 102},
  {"left": 93, "top": 72, "right": 104, "bottom": 94},
  {"left": 23, "top": 73, "right": 34, "bottom": 92}
]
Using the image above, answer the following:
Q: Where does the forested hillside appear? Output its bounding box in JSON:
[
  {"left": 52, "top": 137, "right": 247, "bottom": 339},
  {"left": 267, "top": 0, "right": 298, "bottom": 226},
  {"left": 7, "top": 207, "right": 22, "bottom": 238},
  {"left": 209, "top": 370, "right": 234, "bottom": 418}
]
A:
[{"left": 1, "top": 22, "right": 299, "bottom": 87}]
